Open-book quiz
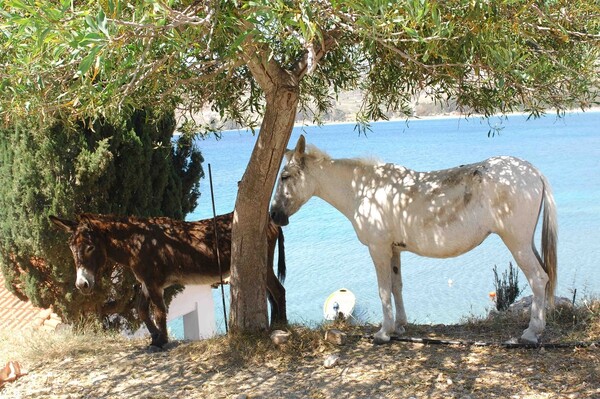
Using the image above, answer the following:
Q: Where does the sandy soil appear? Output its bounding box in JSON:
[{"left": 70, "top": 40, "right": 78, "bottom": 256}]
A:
[{"left": 1, "top": 320, "right": 599, "bottom": 399}]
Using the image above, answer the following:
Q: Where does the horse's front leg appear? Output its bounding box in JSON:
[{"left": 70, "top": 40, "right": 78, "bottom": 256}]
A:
[
  {"left": 146, "top": 288, "right": 169, "bottom": 349},
  {"left": 391, "top": 247, "right": 407, "bottom": 335},
  {"left": 369, "top": 246, "right": 395, "bottom": 345}
]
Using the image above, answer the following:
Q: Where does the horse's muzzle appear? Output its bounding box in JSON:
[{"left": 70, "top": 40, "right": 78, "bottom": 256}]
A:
[{"left": 270, "top": 209, "right": 289, "bottom": 226}]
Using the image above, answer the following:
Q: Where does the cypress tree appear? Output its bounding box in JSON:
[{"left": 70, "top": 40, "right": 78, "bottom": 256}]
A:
[{"left": 0, "top": 109, "right": 203, "bottom": 330}]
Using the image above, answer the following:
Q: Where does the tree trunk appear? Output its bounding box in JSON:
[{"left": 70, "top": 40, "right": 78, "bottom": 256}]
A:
[{"left": 229, "top": 82, "right": 299, "bottom": 332}]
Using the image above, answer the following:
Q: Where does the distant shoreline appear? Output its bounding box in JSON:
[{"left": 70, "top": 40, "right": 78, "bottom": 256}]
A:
[
  {"left": 180, "top": 107, "right": 600, "bottom": 136},
  {"left": 291, "top": 106, "right": 600, "bottom": 129}
]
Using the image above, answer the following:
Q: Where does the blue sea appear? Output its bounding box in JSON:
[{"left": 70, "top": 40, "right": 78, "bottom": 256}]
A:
[{"left": 184, "top": 111, "right": 600, "bottom": 334}]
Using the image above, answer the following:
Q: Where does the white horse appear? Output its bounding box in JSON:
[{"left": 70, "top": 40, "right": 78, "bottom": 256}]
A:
[{"left": 271, "top": 135, "right": 557, "bottom": 344}]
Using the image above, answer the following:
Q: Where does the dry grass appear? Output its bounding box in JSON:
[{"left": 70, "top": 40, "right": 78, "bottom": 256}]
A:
[{"left": 1, "top": 300, "right": 599, "bottom": 399}]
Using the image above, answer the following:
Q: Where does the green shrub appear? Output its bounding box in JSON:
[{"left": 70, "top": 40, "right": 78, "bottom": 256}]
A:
[
  {"left": 493, "top": 262, "right": 524, "bottom": 311},
  {"left": 0, "top": 109, "right": 204, "bottom": 330}
]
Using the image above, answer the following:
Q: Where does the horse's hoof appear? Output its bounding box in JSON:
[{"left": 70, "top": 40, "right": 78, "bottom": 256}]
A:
[
  {"left": 519, "top": 330, "right": 540, "bottom": 345},
  {"left": 394, "top": 325, "right": 406, "bottom": 335},
  {"left": 518, "top": 336, "right": 539, "bottom": 346},
  {"left": 373, "top": 337, "right": 391, "bottom": 345},
  {"left": 373, "top": 332, "right": 391, "bottom": 345}
]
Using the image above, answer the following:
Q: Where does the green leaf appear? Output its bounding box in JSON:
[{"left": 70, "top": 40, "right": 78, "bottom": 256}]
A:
[
  {"left": 404, "top": 26, "right": 419, "bottom": 39},
  {"left": 78, "top": 32, "right": 104, "bottom": 47},
  {"left": 97, "top": 8, "right": 109, "bottom": 38},
  {"left": 85, "top": 15, "right": 97, "bottom": 30},
  {"left": 78, "top": 47, "right": 100, "bottom": 76}
]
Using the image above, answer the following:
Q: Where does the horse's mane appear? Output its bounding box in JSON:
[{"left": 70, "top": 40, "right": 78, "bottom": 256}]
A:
[
  {"left": 305, "top": 144, "right": 332, "bottom": 163},
  {"left": 305, "top": 145, "right": 380, "bottom": 167}
]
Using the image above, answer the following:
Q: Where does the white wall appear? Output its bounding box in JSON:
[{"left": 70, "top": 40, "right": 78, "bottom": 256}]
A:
[
  {"left": 168, "top": 285, "right": 217, "bottom": 340},
  {"left": 129, "top": 284, "right": 217, "bottom": 341}
]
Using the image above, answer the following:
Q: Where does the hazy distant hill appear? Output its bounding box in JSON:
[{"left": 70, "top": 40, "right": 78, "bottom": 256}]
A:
[
  {"left": 295, "top": 89, "right": 460, "bottom": 124},
  {"left": 188, "top": 90, "right": 461, "bottom": 131}
]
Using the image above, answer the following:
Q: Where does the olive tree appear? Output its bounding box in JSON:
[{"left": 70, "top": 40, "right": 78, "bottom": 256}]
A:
[{"left": 1, "top": 0, "right": 598, "bottom": 332}]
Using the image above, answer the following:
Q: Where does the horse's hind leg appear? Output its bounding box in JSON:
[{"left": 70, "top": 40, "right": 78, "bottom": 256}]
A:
[
  {"left": 391, "top": 247, "right": 407, "bottom": 335},
  {"left": 503, "top": 240, "right": 549, "bottom": 344},
  {"left": 369, "top": 246, "right": 395, "bottom": 344}
]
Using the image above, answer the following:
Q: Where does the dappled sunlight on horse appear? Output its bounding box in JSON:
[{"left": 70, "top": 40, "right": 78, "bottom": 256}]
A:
[
  {"left": 271, "top": 135, "right": 557, "bottom": 345},
  {"left": 50, "top": 212, "right": 287, "bottom": 349}
]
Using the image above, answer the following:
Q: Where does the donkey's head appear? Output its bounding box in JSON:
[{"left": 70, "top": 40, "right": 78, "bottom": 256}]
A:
[
  {"left": 49, "top": 215, "right": 107, "bottom": 295},
  {"left": 270, "top": 135, "right": 318, "bottom": 226}
]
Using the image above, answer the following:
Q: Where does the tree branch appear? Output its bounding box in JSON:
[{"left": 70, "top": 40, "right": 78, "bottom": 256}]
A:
[{"left": 292, "top": 28, "right": 342, "bottom": 79}]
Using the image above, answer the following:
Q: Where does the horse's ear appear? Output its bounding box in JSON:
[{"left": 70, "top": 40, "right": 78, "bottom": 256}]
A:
[
  {"left": 291, "top": 135, "right": 306, "bottom": 164},
  {"left": 294, "top": 135, "right": 306, "bottom": 155},
  {"left": 49, "top": 215, "right": 77, "bottom": 233},
  {"left": 284, "top": 149, "right": 294, "bottom": 161}
]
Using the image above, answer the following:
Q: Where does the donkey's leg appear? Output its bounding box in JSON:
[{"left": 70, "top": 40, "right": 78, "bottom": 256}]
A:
[
  {"left": 370, "top": 246, "right": 395, "bottom": 344},
  {"left": 266, "top": 228, "right": 287, "bottom": 326},
  {"left": 503, "top": 240, "right": 549, "bottom": 344},
  {"left": 146, "top": 288, "right": 169, "bottom": 348},
  {"left": 391, "top": 247, "right": 407, "bottom": 335},
  {"left": 266, "top": 269, "right": 287, "bottom": 326},
  {"left": 136, "top": 284, "right": 162, "bottom": 343}
]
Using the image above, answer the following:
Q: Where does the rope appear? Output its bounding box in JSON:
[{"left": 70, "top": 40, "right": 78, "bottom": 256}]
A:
[
  {"left": 361, "top": 334, "right": 599, "bottom": 349},
  {"left": 208, "top": 164, "right": 228, "bottom": 334}
]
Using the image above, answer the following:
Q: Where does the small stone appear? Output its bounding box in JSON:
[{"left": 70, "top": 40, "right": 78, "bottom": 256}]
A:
[
  {"left": 325, "top": 329, "right": 347, "bottom": 345},
  {"left": 323, "top": 354, "right": 340, "bottom": 368},
  {"left": 270, "top": 330, "right": 290, "bottom": 345}
]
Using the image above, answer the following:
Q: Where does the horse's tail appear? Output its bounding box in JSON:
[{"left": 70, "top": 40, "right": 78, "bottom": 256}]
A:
[
  {"left": 277, "top": 226, "right": 286, "bottom": 283},
  {"left": 540, "top": 174, "right": 558, "bottom": 308}
]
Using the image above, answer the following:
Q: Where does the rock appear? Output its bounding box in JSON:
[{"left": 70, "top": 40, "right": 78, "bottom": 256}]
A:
[
  {"left": 270, "top": 330, "right": 290, "bottom": 345},
  {"left": 0, "top": 361, "right": 27, "bottom": 389},
  {"left": 487, "top": 295, "right": 573, "bottom": 317},
  {"left": 325, "top": 329, "right": 347, "bottom": 345},
  {"left": 323, "top": 354, "right": 340, "bottom": 368}
]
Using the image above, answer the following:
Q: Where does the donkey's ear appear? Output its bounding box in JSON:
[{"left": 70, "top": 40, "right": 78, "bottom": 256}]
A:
[{"left": 49, "top": 215, "right": 77, "bottom": 233}]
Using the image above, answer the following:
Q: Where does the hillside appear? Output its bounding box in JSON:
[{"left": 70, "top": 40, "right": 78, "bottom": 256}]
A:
[{"left": 193, "top": 90, "right": 461, "bottom": 131}]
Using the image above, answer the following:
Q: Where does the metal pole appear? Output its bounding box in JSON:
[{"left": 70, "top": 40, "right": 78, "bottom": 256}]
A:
[{"left": 208, "top": 164, "right": 228, "bottom": 334}]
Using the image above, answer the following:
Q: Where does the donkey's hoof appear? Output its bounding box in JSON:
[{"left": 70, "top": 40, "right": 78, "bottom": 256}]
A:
[{"left": 146, "top": 344, "right": 165, "bottom": 353}]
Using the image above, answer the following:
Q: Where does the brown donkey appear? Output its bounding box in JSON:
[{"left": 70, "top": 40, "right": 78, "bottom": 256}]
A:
[{"left": 50, "top": 212, "right": 286, "bottom": 348}]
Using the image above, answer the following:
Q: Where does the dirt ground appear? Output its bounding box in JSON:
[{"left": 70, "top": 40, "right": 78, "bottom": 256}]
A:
[{"left": 1, "top": 314, "right": 599, "bottom": 399}]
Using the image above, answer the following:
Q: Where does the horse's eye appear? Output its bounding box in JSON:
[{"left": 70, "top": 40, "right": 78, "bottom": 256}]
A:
[
  {"left": 85, "top": 245, "right": 95, "bottom": 254},
  {"left": 281, "top": 174, "right": 291, "bottom": 181}
]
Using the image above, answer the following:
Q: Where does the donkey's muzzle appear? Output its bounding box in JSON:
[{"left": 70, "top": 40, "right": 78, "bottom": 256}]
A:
[
  {"left": 270, "top": 209, "right": 289, "bottom": 226},
  {"left": 76, "top": 281, "right": 93, "bottom": 296},
  {"left": 76, "top": 268, "right": 95, "bottom": 295}
]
